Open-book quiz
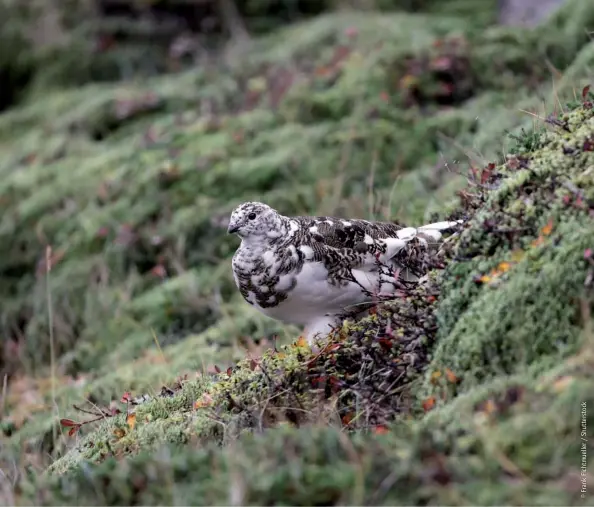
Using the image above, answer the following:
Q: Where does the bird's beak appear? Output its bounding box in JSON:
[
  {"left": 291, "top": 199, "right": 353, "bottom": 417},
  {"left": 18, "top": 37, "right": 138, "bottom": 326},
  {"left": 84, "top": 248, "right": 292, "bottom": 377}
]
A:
[{"left": 227, "top": 224, "right": 239, "bottom": 234}]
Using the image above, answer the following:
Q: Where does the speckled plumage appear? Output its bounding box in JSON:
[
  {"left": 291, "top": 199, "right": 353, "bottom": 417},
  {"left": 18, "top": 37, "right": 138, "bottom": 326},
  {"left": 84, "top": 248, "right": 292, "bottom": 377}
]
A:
[{"left": 228, "top": 202, "right": 461, "bottom": 344}]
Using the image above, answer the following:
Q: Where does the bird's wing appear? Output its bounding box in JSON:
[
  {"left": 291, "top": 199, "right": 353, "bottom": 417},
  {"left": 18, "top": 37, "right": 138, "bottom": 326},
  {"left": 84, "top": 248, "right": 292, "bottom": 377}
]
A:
[
  {"left": 290, "top": 215, "right": 463, "bottom": 295},
  {"left": 294, "top": 215, "right": 461, "bottom": 263},
  {"left": 294, "top": 216, "right": 404, "bottom": 249}
]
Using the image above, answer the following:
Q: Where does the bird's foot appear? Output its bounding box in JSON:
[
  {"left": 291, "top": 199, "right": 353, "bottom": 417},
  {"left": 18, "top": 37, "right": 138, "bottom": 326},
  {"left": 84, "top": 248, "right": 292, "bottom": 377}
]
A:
[{"left": 304, "top": 315, "right": 340, "bottom": 348}]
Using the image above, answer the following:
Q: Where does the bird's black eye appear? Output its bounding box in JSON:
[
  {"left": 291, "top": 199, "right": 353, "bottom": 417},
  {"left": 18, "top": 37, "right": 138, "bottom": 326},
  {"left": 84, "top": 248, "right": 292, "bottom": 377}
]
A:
[{"left": 248, "top": 212, "right": 257, "bottom": 220}]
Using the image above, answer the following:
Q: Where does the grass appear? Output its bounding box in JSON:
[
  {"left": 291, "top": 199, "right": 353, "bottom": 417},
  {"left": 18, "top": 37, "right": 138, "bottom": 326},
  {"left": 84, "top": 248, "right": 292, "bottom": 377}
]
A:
[{"left": 1, "top": 0, "right": 594, "bottom": 504}]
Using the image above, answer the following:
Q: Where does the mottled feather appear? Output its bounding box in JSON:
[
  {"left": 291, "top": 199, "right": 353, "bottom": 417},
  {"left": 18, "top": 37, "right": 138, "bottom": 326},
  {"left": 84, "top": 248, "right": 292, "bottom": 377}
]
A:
[{"left": 227, "top": 201, "right": 461, "bottom": 343}]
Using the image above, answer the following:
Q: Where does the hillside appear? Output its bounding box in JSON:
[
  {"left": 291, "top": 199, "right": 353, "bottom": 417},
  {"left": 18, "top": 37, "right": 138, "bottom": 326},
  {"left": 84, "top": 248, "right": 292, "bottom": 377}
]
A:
[{"left": 1, "top": 0, "right": 594, "bottom": 504}]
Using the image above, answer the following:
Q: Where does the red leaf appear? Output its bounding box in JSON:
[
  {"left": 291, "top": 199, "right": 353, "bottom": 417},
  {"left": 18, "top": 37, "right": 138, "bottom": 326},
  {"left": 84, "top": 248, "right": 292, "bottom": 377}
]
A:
[
  {"left": 126, "top": 413, "right": 137, "bottom": 430},
  {"left": 68, "top": 426, "right": 79, "bottom": 437},
  {"left": 249, "top": 359, "right": 257, "bottom": 371},
  {"left": 194, "top": 393, "right": 213, "bottom": 409},
  {"left": 373, "top": 425, "right": 389, "bottom": 435},
  {"left": 120, "top": 391, "right": 132, "bottom": 403},
  {"left": 378, "top": 338, "right": 393, "bottom": 349},
  {"left": 214, "top": 365, "right": 221, "bottom": 374},
  {"left": 445, "top": 368, "right": 459, "bottom": 383},
  {"left": 60, "top": 418, "right": 79, "bottom": 427},
  {"left": 480, "top": 168, "right": 492, "bottom": 185},
  {"left": 323, "top": 343, "right": 341, "bottom": 353},
  {"left": 226, "top": 367, "right": 233, "bottom": 377},
  {"left": 582, "top": 85, "right": 591, "bottom": 100},
  {"left": 422, "top": 396, "right": 436, "bottom": 412},
  {"left": 342, "top": 412, "right": 354, "bottom": 425},
  {"left": 150, "top": 264, "right": 167, "bottom": 278}
]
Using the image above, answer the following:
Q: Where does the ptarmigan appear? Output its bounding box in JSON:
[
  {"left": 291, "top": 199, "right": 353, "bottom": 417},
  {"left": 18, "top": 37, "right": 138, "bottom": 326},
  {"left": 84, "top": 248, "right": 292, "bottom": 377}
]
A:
[{"left": 228, "top": 202, "right": 461, "bottom": 344}]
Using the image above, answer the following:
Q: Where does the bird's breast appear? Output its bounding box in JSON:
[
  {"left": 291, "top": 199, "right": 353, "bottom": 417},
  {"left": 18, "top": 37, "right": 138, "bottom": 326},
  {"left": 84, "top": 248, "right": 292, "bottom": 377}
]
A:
[{"left": 232, "top": 244, "right": 302, "bottom": 311}]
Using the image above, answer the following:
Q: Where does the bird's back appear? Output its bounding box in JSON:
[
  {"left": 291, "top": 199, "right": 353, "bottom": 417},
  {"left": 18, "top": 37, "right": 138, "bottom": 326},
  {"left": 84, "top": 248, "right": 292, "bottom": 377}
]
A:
[{"left": 291, "top": 215, "right": 405, "bottom": 250}]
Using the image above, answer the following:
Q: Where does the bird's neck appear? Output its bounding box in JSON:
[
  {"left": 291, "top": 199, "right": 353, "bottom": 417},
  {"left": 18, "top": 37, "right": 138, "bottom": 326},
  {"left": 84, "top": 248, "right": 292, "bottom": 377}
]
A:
[
  {"left": 267, "top": 214, "right": 295, "bottom": 241},
  {"left": 240, "top": 236, "right": 269, "bottom": 256}
]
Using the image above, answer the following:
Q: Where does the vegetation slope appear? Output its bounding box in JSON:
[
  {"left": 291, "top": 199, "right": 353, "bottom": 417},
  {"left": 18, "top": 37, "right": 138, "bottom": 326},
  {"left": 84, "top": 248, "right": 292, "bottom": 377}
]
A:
[{"left": 1, "top": 0, "right": 594, "bottom": 504}]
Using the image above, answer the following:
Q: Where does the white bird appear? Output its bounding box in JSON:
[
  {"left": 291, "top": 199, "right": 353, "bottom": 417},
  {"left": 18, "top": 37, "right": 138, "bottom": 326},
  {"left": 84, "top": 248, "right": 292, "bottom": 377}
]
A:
[{"left": 228, "top": 202, "right": 461, "bottom": 344}]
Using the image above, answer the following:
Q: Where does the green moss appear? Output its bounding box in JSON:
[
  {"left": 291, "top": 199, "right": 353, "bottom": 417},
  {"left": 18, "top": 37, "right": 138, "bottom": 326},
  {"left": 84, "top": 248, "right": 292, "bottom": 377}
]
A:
[
  {"left": 24, "top": 346, "right": 594, "bottom": 504},
  {"left": 429, "top": 106, "right": 594, "bottom": 395},
  {"left": 45, "top": 270, "right": 443, "bottom": 474}
]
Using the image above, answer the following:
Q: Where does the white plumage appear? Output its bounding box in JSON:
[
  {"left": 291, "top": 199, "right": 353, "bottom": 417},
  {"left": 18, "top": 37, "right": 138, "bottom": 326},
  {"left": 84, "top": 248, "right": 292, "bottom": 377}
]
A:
[{"left": 227, "top": 202, "right": 461, "bottom": 344}]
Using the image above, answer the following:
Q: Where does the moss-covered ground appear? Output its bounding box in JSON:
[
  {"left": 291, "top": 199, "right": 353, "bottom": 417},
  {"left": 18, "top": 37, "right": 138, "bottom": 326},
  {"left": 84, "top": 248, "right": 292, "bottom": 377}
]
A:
[{"left": 2, "top": 0, "right": 594, "bottom": 504}]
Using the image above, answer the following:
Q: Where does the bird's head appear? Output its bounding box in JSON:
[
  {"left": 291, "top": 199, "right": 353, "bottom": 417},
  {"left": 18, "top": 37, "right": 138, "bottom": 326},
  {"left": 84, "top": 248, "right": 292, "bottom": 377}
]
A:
[{"left": 227, "top": 202, "right": 283, "bottom": 240}]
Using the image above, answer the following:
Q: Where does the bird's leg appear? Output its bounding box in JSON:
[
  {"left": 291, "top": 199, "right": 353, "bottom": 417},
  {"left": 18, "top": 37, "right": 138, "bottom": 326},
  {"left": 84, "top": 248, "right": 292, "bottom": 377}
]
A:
[{"left": 304, "top": 315, "right": 339, "bottom": 346}]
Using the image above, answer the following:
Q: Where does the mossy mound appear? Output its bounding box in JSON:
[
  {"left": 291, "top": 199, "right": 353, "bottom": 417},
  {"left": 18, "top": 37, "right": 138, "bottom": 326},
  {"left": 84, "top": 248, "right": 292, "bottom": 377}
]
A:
[
  {"left": 23, "top": 339, "right": 594, "bottom": 505},
  {"left": 17, "top": 102, "right": 594, "bottom": 505},
  {"left": 427, "top": 105, "right": 594, "bottom": 396},
  {"left": 44, "top": 264, "right": 445, "bottom": 476}
]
